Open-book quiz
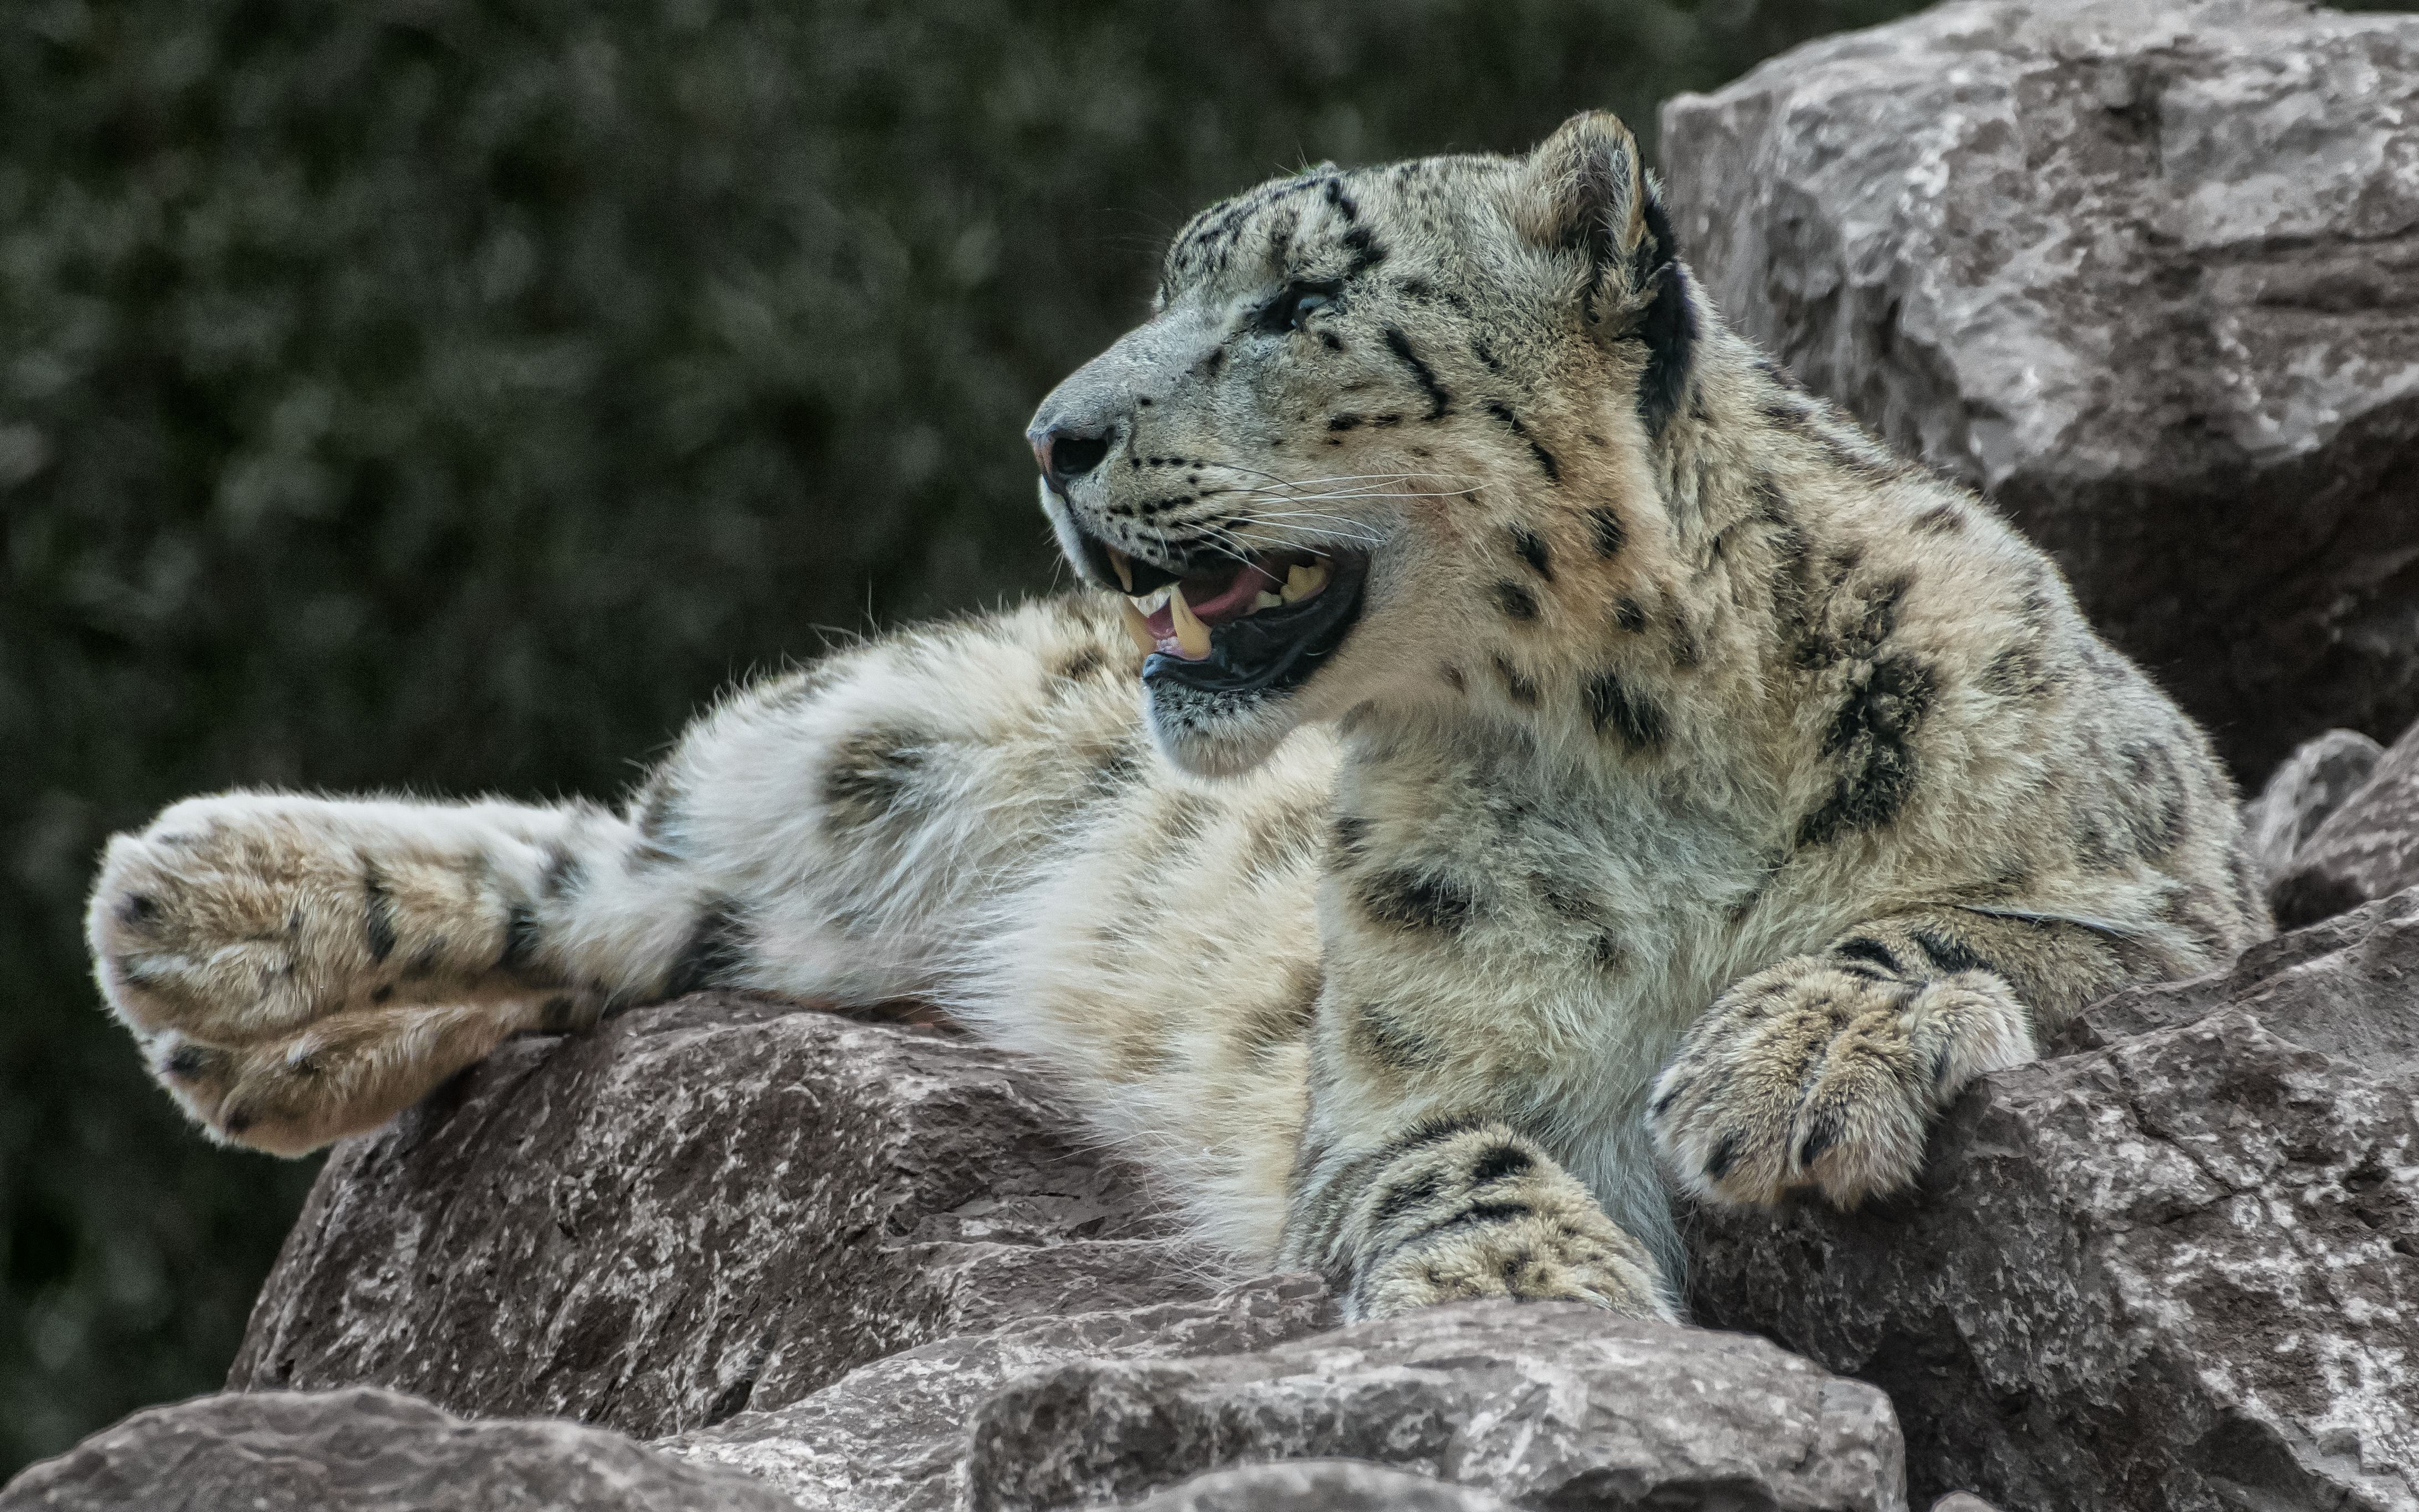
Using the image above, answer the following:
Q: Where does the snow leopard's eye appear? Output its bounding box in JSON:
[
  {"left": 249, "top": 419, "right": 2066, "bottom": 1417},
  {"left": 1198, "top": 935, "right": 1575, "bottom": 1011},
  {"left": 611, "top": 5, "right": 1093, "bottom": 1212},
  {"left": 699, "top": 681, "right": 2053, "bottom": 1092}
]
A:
[{"left": 1257, "top": 280, "right": 1340, "bottom": 335}]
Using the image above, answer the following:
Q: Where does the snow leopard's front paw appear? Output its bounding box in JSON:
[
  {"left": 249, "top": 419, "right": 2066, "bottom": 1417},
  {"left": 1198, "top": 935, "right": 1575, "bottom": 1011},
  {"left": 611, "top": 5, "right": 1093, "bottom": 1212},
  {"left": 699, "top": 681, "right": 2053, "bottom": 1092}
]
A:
[
  {"left": 1344, "top": 1124, "right": 1675, "bottom": 1323},
  {"left": 87, "top": 793, "right": 581, "bottom": 1153},
  {"left": 1648, "top": 952, "right": 2036, "bottom": 1209}
]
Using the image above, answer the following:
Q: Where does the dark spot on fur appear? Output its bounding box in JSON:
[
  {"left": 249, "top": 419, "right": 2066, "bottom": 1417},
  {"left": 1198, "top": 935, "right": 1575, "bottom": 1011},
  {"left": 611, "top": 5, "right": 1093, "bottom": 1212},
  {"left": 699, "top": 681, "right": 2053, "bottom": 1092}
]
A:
[
  {"left": 1470, "top": 338, "right": 1503, "bottom": 373},
  {"left": 823, "top": 726, "right": 928, "bottom": 826},
  {"left": 162, "top": 1044, "right": 209, "bottom": 1080},
  {"left": 539, "top": 995, "right": 584, "bottom": 1032},
  {"left": 666, "top": 902, "right": 747, "bottom": 997},
  {"left": 1983, "top": 642, "right": 2054, "bottom": 699},
  {"left": 1704, "top": 1132, "right": 1740, "bottom": 1181},
  {"left": 1914, "top": 503, "right": 1964, "bottom": 534},
  {"left": 1356, "top": 867, "right": 1477, "bottom": 933},
  {"left": 1494, "top": 581, "right": 1539, "bottom": 622},
  {"left": 1584, "top": 671, "right": 1667, "bottom": 752},
  {"left": 1834, "top": 936, "right": 1901, "bottom": 975},
  {"left": 1493, "top": 655, "right": 1540, "bottom": 706},
  {"left": 540, "top": 841, "right": 583, "bottom": 901},
  {"left": 118, "top": 893, "right": 160, "bottom": 929},
  {"left": 1340, "top": 223, "right": 1387, "bottom": 279},
  {"left": 1509, "top": 526, "right": 1554, "bottom": 581},
  {"left": 1440, "top": 662, "right": 1467, "bottom": 693},
  {"left": 1353, "top": 1001, "right": 1443, "bottom": 1070},
  {"left": 1795, "top": 1117, "right": 1840, "bottom": 1170},
  {"left": 1237, "top": 963, "right": 1321, "bottom": 1055},
  {"left": 1485, "top": 402, "right": 1561, "bottom": 482},
  {"left": 498, "top": 904, "right": 542, "bottom": 972},
  {"left": 1054, "top": 647, "right": 1107, "bottom": 682},
  {"left": 1469, "top": 1144, "right": 1534, "bottom": 1184},
  {"left": 222, "top": 1109, "right": 255, "bottom": 1137},
  {"left": 1399, "top": 1200, "right": 1534, "bottom": 1250},
  {"left": 362, "top": 866, "right": 397, "bottom": 965},
  {"left": 1382, "top": 327, "right": 1452, "bottom": 420},
  {"left": 1328, "top": 413, "right": 1363, "bottom": 432},
  {"left": 1332, "top": 813, "right": 1370, "bottom": 861},
  {"left": 1586, "top": 507, "right": 1626, "bottom": 558},
  {"left": 1910, "top": 928, "right": 1992, "bottom": 977},
  {"left": 1797, "top": 653, "right": 1937, "bottom": 847},
  {"left": 1371, "top": 1170, "right": 1444, "bottom": 1230},
  {"left": 1614, "top": 598, "right": 1646, "bottom": 633}
]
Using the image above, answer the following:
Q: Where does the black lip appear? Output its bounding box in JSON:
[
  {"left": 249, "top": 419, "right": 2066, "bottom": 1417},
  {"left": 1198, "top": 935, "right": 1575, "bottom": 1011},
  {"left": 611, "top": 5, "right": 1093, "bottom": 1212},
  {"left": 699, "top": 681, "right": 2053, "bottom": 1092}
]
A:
[{"left": 1143, "top": 556, "right": 1367, "bottom": 699}]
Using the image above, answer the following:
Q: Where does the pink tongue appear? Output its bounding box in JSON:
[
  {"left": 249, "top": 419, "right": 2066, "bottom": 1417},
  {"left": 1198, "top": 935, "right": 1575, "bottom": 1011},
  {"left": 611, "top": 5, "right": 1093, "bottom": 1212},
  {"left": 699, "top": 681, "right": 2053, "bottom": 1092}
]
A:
[{"left": 1142, "top": 563, "right": 1280, "bottom": 640}]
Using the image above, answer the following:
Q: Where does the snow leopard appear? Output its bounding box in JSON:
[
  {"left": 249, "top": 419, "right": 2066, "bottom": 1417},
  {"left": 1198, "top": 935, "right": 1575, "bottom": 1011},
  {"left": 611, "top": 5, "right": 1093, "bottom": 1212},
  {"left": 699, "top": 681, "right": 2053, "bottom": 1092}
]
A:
[{"left": 86, "top": 111, "right": 2266, "bottom": 1321}]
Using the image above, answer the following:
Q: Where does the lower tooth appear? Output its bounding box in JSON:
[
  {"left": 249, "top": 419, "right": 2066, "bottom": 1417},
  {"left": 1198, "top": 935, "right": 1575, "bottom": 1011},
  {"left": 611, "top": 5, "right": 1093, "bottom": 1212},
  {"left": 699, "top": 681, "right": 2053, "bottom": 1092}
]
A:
[
  {"left": 1253, "top": 591, "right": 1283, "bottom": 610},
  {"left": 1169, "top": 587, "right": 1212, "bottom": 659}
]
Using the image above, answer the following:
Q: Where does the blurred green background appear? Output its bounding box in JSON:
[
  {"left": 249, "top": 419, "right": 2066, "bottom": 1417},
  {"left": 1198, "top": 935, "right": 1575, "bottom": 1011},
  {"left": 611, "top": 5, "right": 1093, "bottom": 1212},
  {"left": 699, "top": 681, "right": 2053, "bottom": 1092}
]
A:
[{"left": 17, "top": 0, "right": 2338, "bottom": 1473}]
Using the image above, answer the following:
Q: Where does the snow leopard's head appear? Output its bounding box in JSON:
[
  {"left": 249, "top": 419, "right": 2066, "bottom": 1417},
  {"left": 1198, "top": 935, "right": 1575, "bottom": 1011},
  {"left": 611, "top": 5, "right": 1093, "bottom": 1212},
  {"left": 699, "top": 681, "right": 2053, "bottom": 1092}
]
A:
[{"left": 1029, "top": 111, "right": 1700, "bottom": 776}]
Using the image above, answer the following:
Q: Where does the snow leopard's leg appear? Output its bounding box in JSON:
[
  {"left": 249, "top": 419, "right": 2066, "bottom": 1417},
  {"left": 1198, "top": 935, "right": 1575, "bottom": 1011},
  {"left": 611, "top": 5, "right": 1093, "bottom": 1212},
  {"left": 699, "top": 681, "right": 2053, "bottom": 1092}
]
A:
[
  {"left": 1282, "top": 1110, "right": 1676, "bottom": 1323},
  {"left": 89, "top": 596, "right": 1154, "bottom": 1156},
  {"left": 1645, "top": 908, "right": 2154, "bottom": 1208},
  {"left": 88, "top": 791, "right": 668, "bottom": 1154}
]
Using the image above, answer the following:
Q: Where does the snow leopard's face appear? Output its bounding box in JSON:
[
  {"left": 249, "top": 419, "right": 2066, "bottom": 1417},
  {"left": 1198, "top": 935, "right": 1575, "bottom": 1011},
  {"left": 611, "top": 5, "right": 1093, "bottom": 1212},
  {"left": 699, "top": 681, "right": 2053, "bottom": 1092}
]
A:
[{"left": 1029, "top": 112, "right": 1695, "bottom": 776}]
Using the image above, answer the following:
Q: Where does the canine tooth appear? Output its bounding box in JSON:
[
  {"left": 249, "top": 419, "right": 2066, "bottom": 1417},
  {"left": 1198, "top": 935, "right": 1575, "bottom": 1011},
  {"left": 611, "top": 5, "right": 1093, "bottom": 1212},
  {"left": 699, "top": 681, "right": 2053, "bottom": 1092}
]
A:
[
  {"left": 1282, "top": 561, "right": 1329, "bottom": 604},
  {"left": 1253, "top": 591, "right": 1283, "bottom": 610},
  {"left": 1108, "top": 548, "right": 1135, "bottom": 593},
  {"left": 1118, "top": 598, "right": 1158, "bottom": 656},
  {"left": 1168, "top": 586, "right": 1212, "bottom": 659}
]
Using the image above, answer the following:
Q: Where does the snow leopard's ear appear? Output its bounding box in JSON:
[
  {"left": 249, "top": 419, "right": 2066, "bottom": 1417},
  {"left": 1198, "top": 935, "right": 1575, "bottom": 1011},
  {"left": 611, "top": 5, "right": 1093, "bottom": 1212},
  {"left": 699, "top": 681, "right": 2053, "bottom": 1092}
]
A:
[{"left": 1514, "top": 111, "right": 1697, "bottom": 436}]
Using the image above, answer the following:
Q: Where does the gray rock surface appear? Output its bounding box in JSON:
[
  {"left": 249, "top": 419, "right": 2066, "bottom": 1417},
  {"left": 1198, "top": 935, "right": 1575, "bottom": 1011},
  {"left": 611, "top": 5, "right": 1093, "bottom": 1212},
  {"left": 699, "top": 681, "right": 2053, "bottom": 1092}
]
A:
[
  {"left": 1659, "top": 0, "right": 2419, "bottom": 780},
  {"left": 230, "top": 993, "right": 1220, "bottom": 1438},
  {"left": 1115, "top": 1461, "right": 1519, "bottom": 1511},
  {"left": 961, "top": 1301, "right": 1909, "bottom": 1512},
  {"left": 0, "top": 1386, "right": 799, "bottom": 1512},
  {"left": 659, "top": 1275, "right": 1338, "bottom": 1512},
  {"left": 2241, "top": 728, "right": 2387, "bottom": 887},
  {"left": 2271, "top": 718, "right": 2419, "bottom": 929},
  {"left": 1690, "top": 885, "right": 2419, "bottom": 1511}
]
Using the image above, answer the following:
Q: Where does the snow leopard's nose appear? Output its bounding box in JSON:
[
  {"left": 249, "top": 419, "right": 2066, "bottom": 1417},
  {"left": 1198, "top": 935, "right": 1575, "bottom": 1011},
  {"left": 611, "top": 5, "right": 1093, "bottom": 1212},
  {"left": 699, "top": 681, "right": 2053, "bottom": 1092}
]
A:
[{"left": 1029, "top": 420, "right": 1114, "bottom": 495}]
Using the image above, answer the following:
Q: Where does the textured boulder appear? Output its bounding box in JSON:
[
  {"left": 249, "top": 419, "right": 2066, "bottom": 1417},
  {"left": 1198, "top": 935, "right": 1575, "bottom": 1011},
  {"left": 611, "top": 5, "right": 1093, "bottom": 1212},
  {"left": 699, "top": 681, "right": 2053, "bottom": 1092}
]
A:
[
  {"left": 1116, "top": 1461, "right": 1518, "bottom": 1511},
  {"left": 1690, "top": 886, "right": 2419, "bottom": 1510},
  {"left": 961, "top": 1301, "right": 1908, "bottom": 1512},
  {"left": 2270, "top": 718, "right": 2419, "bottom": 929},
  {"left": 2241, "top": 728, "right": 2387, "bottom": 887},
  {"left": 659, "top": 1275, "right": 1338, "bottom": 1512},
  {"left": 230, "top": 993, "right": 1219, "bottom": 1438},
  {"left": 1659, "top": 0, "right": 2419, "bottom": 780},
  {"left": 0, "top": 1386, "right": 799, "bottom": 1512}
]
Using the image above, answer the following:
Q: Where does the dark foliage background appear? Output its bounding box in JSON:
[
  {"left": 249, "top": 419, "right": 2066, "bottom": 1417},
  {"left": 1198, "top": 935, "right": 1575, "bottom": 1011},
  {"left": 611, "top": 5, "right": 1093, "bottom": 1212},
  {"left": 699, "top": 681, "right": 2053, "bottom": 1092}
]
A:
[{"left": 0, "top": 0, "right": 2111, "bottom": 1473}]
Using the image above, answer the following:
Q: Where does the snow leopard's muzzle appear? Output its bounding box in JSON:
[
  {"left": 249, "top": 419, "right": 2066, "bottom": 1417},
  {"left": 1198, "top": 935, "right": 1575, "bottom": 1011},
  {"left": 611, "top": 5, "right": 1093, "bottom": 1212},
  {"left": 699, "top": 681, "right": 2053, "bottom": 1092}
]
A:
[{"left": 1026, "top": 337, "right": 1371, "bottom": 770}]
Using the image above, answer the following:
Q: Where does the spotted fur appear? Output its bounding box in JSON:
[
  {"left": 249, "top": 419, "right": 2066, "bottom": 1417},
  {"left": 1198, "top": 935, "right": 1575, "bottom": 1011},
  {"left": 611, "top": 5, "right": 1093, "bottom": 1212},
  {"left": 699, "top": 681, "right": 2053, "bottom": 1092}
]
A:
[{"left": 87, "top": 114, "right": 2262, "bottom": 1322}]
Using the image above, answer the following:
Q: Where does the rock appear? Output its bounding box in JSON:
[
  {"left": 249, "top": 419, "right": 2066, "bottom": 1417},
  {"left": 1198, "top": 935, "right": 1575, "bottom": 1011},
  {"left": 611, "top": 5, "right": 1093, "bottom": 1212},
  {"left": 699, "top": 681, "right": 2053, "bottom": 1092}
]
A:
[
  {"left": 1928, "top": 1498, "right": 2001, "bottom": 1512},
  {"left": 1689, "top": 886, "right": 2419, "bottom": 1510},
  {"left": 1116, "top": 1461, "right": 1518, "bottom": 1511},
  {"left": 2241, "top": 728, "right": 2387, "bottom": 887},
  {"left": 659, "top": 1274, "right": 1338, "bottom": 1512},
  {"left": 2270, "top": 718, "right": 2419, "bottom": 929},
  {"left": 0, "top": 1386, "right": 799, "bottom": 1512},
  {"left": 961, "top": 1300, "right": 1909, "bottom": 1512},
  {"left": 230, "top": 993, "right": 1221, "bottom": 1438},
  {"left": 1659, "top": 0, "right": 2419, "bottom": 781}
]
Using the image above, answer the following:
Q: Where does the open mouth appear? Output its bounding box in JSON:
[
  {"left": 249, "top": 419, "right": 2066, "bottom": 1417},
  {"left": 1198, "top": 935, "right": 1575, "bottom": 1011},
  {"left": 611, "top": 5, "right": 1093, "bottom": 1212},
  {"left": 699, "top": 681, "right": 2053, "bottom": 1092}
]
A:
[{"left": 1098, "top": 543, "right": 1366, "bottom": 698}]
